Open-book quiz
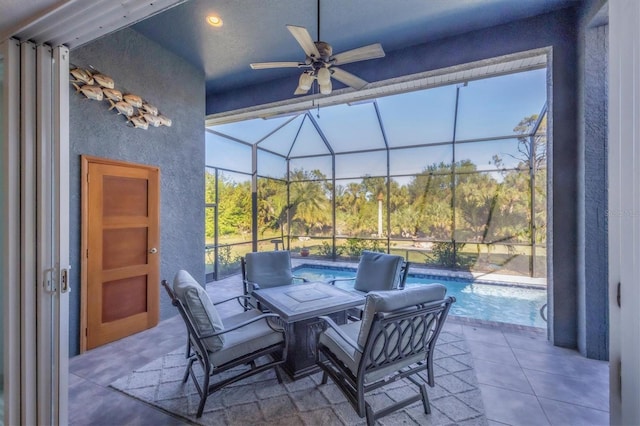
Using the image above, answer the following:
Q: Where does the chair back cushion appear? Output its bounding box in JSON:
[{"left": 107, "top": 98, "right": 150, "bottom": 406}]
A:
[
  {"left": 353, "top": 251, "right": 404, "bottom": 292},
  {"left": 173, "top": 270, "right": 225, "bottom": 352},
  {"left": 245, "top": 251, "right": 294, "bottom": 288},
  {"left": 357, "top": 284, "right": 447, "bottom": 348}
]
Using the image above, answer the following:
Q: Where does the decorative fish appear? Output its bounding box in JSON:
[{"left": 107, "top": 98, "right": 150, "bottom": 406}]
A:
[
  {"left": 158, "top": 115, "right": 172, "bottom": 127},
  {"left": 93, "top": 73, "right": 115, "bottom": 89},
  {"left": 72, "top": 83, "right": 103, "bottom": 101},
  {"left": 102, "top": 88, "right": 123, "bottom": 102},
  {"left": 70, "top": 67, "right": 94, "bottom": 85},
  {"left": 123, "top": 94, "right": 143, "bottom": 108},
  {"left": 128, "top": 115, "right": 149, "bottom": 130},
  {"left": 141, "top": 103, "right": 158, "bottom": 116},
  {"left": 108, "top": 99, "right": 134, "bottom": 116},
  {"left": 141, "top": 113, "right": 162, "bottom": 127}
]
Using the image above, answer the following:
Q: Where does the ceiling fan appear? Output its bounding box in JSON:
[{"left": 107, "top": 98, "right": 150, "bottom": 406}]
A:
[{"left": 249, "top": 0, "right": 385, "bottom": 95}]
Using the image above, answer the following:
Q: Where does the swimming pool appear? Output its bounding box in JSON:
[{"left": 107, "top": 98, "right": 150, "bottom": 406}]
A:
[{"left": 293, "top": 264, "right": 547, "bottom": 328}]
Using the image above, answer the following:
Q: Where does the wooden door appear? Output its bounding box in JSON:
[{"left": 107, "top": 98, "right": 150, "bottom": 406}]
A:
[{"left": 81, "top": 156, "right": 160, "bottom": 351}]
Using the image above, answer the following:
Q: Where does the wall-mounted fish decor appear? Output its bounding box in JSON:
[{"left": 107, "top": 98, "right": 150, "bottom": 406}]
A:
[
  {"left": 123, "top": 94, "right": 143, "bottom": 108},
  {"left": 73, "top": 83, "right": 103, "bottom": 101},
  {"left": 108, "top": 99, "right": 134, "bottom": 117},
  {"left": 70, "top": 67, "right": 94, "bottom": 85},
  {"left": 158, "top": 115, "right": 172, "bottom": 127},
  {"left": 102, "top": 88, "right": 123, "bottom": 102},
  {"left": 70, "top": 64, "right": 172, "bottom": 131},
  {"left": 141, "top": 103, "right": 158, "bottom": 116},
  {"left": 128, "top": 115, "right": 149, "bottom": 130},
  {"left": 141, "top": 113, "right": 162, "bottom": 127}
]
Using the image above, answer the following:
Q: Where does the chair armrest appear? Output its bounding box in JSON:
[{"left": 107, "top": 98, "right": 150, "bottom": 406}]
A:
[
  {"left": 317, "top": 315, "right": 363, "bottom": 353},
  {"left": 326, "top": 277, "right": 356, "bottom": 286},
  {"left": 201, "top": 313, "right": 285, "bottom": 338},
  {"left": 244, "top": 280, "right": 260, "bottom": 291}
]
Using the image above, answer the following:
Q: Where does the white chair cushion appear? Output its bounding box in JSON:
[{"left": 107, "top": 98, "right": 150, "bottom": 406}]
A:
[
  {"left": 209, "top": 309, "right": 284, "bottom": 367},
  {"left": 357, "top": 284, "right": 447, "bottom": 348},
  {"left": 173, "top": 270, "right": 225, "bottom": 352},
  {"left": 353, "top": 251, "right": 404, "bottom": 292}
]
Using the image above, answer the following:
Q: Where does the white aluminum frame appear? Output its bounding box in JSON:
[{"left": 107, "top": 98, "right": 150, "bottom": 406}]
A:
[
  {"left": 1, "top": 36, "right": 21, "bottom": 426},
  {"left": 609, "top": 1, "right": 640, "bottom": 425}
]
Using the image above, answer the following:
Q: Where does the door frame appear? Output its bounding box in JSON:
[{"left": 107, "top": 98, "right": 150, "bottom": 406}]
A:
[{"left": 80, "top": 155, "right": 160, "bottom": 352}]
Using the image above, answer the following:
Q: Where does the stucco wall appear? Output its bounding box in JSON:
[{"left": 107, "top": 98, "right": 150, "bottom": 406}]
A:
[
  {"left": 207, "top": 8, "right": 582, "bottom": 350},
  {"left": 69, "top": 28, "right": 205, "bottom": 356},
  {"left": 577, "top": 0, "right": 609, "bottom": 360}
]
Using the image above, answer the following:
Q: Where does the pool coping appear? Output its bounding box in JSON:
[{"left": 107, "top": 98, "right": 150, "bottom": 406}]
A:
[{"left": 292, "top": 260, "right": 548, "bottom": 290}]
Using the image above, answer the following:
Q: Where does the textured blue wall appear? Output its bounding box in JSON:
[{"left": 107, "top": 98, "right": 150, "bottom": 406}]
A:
[
  {"left": 69, "top": 28, "right": 205, "bottom": 356},
  {"left": 577, "top": 0, "right": 608, "bottom": 360},
  {"left": 208, "top": 8, "right": 582, "bottom": 350}
]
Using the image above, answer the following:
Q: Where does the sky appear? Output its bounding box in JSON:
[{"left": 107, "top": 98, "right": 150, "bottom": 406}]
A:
[{"left": 205, "top": 67, "right": 547, "bottom": 181}]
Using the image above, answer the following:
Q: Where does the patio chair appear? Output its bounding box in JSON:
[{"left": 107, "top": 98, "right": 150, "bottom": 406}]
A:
[
  {"left": 328, "top": 250, "right": 410, "bottom": 293},
  {"left": 241, "top": 250, "right": 309, "bottom": 309},
  {"left": 328, "top": 250, "right": 410, "bottom": 320},
  {"left": 316, "top": 285, "right": 454, "bottom": 426},
  {"left": 162, "top": 270, "right": 287, "bottom": 418}
]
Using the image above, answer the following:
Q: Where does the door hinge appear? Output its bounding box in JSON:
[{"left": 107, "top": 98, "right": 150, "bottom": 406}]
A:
[
  {"left": 617, "top": 282, "right": 621, "bottom": 307},
  {"left": 85, "top": 328, "right": 88, "bottom": 337},
  {"left": 86, "top": 248, "right": 89, "bottom": 258},
  {"left": 86, "top": 173, "right": 89, "bottom": 183}
]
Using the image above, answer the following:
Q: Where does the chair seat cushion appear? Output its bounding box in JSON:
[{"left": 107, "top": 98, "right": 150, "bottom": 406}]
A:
[
  {"left": 319, "top": 321, "right": 426, "bottom": 384},
  {"left": 358, "top": 284, "right": 447, "bottom": 348},
  {"left": 319, "top": 321, "right": 361, "bottom": 375},
  {"left": 173, "top": 270, "right": 225, "bottom": 352},
  {"left": 209, "top": 309, "right": 284, "bottom": 367}
]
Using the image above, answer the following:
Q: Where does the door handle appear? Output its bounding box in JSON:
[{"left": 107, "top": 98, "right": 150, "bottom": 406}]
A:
[{"left": 149, "top": 248, "right": 158, "bottom": 254}]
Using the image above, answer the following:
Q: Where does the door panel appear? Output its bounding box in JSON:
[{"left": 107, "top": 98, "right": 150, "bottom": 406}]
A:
[{"left": 83, "top": 157, "right": 159, "bottom": 350}]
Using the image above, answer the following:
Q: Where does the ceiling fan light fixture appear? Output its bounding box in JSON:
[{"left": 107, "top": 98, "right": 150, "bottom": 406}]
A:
[
  {"left": 319, "top": 80, "right": 332, "bottom": 95},
  {"left": 317, "top": 67, "right": 331, "bottom": 85},
  {"left": 298, "top": 72, "right": 314, "bottom": 91}
]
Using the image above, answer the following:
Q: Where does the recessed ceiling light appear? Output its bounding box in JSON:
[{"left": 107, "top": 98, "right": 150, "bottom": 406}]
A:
[{"left": 207, "top": 15, "right": 223, "bottom": 27}]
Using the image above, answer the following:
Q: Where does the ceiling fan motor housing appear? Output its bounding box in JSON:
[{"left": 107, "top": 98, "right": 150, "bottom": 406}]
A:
[{"left": 313, "top": 41, "right": 333, "bottom": 60}]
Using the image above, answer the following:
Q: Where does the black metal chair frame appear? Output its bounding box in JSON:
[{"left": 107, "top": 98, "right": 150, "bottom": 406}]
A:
[
  {"left": 162, "top": 280, "right": 288, "bottom": 418},
  {"left": 316, "top": 296, "right": 455, "bottom": 426}
]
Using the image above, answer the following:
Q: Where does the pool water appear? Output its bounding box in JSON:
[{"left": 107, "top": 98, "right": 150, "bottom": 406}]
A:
[{"left": 293, "top": 265, "right": 547, "bottom": 328}]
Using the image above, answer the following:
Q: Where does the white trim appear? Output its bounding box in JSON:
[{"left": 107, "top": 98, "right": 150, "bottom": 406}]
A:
[
  {"left": 36, "top": 43, "right": 55, "bottom": 426},
  {"left": 3, "top": 0, "right": 186, "bottom": 49},
  {"left": 609, "top": 1, "right": 640, "bottom": 424},
  {"left": 19, "top": 40, "right": 37, "bottom": 426},
  {"left": 1, "top": 37, "right": 21, "bottom": 426},
  {"left": 52, "top": 45, "right": 70, "bottom": 426}
]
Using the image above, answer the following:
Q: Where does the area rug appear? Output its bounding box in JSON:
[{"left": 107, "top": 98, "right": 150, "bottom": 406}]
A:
[{"left": 110, "top": 331, "right": 487, "bottom": 425}]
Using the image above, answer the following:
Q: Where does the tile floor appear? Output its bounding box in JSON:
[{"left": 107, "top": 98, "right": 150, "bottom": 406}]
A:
[{"left": 69, "top": 271, "right": 610, "bottom": 426}]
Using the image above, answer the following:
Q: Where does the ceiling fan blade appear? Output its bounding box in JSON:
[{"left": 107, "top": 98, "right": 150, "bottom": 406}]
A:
[
  {"left": 250, "top": 61, "right": 301, "bottom": 69},
  {"left": 331, "top": 67, "right": 368, "bottom": 90},
  {"left": 294, "top": 86, "right": 310, "bottom": 95},
  {"left": 332, "top": 43, "right": 385, "bottom": 65},
  {"left": 286, "top": 25, "right": 321, "bottom": 58}
]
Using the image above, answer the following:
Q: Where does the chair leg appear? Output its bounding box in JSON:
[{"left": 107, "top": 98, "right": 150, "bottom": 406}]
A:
[
  {"left": 321, "top": 371, "right": 328, "bottom": 384},
  {"left": 274, "top": 366, "right": 284, "bottom": 383},
  {"left": 182, "top": 357, "right": 195, "bottom": 383},
  {"left": 196, "top": 367, "right": 211, "bottom": 418},
  {"left": 365, "top": 403, "right": 375, "bottom": 426},
  {"left": 419, "top": 382, "right": 431, "bottom": 414}
]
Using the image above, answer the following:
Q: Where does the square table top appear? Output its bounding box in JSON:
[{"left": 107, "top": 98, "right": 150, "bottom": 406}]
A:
[{"left": 252, "top": 281, "right": 365, "bottom": 322}]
